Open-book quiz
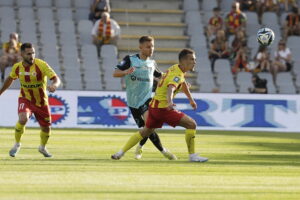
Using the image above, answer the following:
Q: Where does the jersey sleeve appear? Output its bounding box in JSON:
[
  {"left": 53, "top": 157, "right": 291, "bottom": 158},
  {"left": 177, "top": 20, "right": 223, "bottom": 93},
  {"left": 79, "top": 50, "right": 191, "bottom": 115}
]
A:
[
  {"left": 153, "top": 61, "right": 162, "bottom": 78},
  {"left": 9, "top": 63, "right": 19, "bottom": 80},
  {"left": 116, "top": 55, "right": 131, "bottom": 70},
  {"left": 43, "top": 61, "right": 57, "bottom": 79},
  {"left": 167, "top": 72, "right": 183, "bottom": 88}
]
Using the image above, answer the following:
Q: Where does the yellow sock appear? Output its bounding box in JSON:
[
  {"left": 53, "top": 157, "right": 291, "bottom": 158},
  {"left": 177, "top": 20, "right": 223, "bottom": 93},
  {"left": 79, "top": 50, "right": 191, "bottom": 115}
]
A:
[
  {"left": 40, "top": 130, "right": 51, "bottom": 146},
  {"left": 121, "top": 131, "right": 143, "bottom": 153},
  {"left": 15, "top": 122, "right": 25, "bottom": 143},
  {"left": 185, "top": 129, "right": 196, "bottom": 154}
]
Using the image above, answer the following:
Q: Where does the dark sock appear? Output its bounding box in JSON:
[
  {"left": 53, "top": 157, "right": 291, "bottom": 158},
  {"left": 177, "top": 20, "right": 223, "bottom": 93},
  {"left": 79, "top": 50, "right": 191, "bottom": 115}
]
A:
[
  {"left": 139, "top": 136, "right": 148, "bottom": 146},
  {"left": 1, "top": 72, "right": 4, "bottom": 82},
  {"left": 149, "top": 132, "right": 164, "bottom": 151}
]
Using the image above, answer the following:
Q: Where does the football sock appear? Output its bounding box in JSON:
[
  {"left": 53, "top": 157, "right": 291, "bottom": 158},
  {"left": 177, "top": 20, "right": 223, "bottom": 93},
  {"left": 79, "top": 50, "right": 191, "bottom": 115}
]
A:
[
  {"left": 121, "top": 131, "right": 143, "bottom": 153},
  {"left": 15, "top": 121, "right": 25, "bottom": 143},
  {"left": 139, "top": 136, "right": 149, "bottom": 146},
  {"left": 149, "top": 132, "right": 164, "bottom": 151},
  {"left": 185, "top": 129, "right": 196, "bottom": 154},
  {"left": 40, "top": 130, "right": 51, "bottom": 146}
]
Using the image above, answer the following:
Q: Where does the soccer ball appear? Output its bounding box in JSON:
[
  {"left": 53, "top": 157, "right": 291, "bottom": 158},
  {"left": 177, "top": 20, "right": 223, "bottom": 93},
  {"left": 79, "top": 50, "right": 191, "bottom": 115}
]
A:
[{"left": 257, "top": 28, "right": 275, "bottom": 46}]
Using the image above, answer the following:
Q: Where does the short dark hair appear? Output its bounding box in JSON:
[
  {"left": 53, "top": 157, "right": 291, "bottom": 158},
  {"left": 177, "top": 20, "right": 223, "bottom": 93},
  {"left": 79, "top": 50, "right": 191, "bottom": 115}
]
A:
[
  {"left": 213, "top": 7, "right": 220, "bottom": 12},
  {"left": 21, "top": 43, "right": 33, "bottom": 51},
  {"left": 178, "top": 48, "right": 195, "bottom": 61},
  {"left": 292, "top": 6, "right": 299, "bottom": 14},
  {"left": 139, "top": 36, "right": 154, "bottom": 44}
]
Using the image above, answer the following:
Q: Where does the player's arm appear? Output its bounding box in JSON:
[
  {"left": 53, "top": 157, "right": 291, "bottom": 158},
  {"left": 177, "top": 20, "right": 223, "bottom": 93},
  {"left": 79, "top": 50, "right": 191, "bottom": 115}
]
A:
[
  {"left": 167, "top": 84, "right": 176, "bottom": 110},
  {"left": 113, "top": 68, "right": 135, "bottom": 77},
  {"left": 47, "top": 76, "right": 61, "bottom": 93},
  {"left": 153, "top": 61, "right": 162, "bottom": 78},
  {"left": 0, "top": 76, "right": 14, "bottom": 96},
  {"left": 113, "top": 55, "right": 135, "bottom": 77},
  {"left": 42, "top": 61, "right": 61, "bottom": 93},
  {"left": 182, "top": 81, "right": 197, "bottom": 110},
  {"left": 0, "top": 63, "right": 19, "bottom": 96}
]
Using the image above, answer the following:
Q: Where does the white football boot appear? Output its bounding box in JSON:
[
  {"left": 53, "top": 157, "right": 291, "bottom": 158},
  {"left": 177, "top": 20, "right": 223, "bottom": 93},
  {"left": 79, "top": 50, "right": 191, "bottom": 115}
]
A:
[
  {"left": 111, "top": 151, "right": 124, "bottom": 160},
  {"left": 9, "top": 143, "right": 21, "bottom": 157},
  {"left": 134, "top": 145, "right": 143, "bottom": 160},
  {"left": 38, "top": 146, "right": 52, "bottom": 157},
  {"left": 189, "top": 153, "right": 208, "bottom": 162},
  {"left": 162, "top": 148, "right": 177, "bottom": 160}
]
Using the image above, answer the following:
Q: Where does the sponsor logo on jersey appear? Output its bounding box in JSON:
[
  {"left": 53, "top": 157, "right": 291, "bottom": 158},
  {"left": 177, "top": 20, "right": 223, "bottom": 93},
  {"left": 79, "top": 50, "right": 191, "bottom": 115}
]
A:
[
  {"left": 173, "top": 77, "right": 180, "bottom": 83},
  {"left": 21, "top": 83, "right": 42, "bottom": 88}
]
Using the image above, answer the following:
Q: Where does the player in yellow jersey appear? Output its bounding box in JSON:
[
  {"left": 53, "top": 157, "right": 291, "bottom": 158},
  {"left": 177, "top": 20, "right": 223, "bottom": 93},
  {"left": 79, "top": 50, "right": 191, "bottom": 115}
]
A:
[
  {"left": 0, "top": 43, "right": 61, "bottom": 157},
  {"left": 111, "top": 48, "right": 208, "bottom": 162}
]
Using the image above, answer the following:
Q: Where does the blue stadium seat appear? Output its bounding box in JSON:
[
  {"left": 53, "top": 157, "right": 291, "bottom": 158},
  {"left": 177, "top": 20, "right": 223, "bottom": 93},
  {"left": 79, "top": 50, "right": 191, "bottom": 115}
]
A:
[
  {"left": 35, "top": 0, "right": 53, "bottom": 7},
  {"left": 18, "top": 7, "right": 34, "bottom": 20},
  {"left": 55, "top": 0, "right": 71, "bottom": 8},
  {"left": 0, "top": 0, "right": 14, "bottom": 6},
  {"left": 74, "top": 0, "right": 90, "bottom": 8},
  {"left": 57, "top": 8, "right": 73, "bottom": 20},
  {"left": 237, "top": 72, "right": 252, "bottom": 93},
  {"left": 183, "top": 0, "right": 199, "bottom": 11},
  {"left": 16, "top": 0, "right": 33, "bottom": 7},
  {"left": 37, "top": 8, "right": 54, "bottom": 21}
]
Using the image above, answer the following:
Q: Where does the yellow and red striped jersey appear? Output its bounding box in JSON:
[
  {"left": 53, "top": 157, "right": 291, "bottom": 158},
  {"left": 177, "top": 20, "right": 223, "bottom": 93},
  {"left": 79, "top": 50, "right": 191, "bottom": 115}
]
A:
[
  {"left": 150, "top": 64, "right": 185, "bottom": 108},
  {"left": 10, "top": 58, "right": 57, "bottom": 107}
]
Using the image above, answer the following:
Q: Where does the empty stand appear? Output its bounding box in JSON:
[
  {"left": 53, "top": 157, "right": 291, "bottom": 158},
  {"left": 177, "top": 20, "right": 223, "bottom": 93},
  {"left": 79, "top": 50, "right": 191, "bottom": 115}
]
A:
[{"left": 236, "top": 72, "right": 252, "bottom": 93}]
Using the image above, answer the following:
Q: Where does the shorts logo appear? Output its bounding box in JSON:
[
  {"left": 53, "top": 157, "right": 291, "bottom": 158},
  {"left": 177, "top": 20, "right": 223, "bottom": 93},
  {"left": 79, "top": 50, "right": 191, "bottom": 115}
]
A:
[
  {"left": 48, "top": 95, "right": 69, "bottom": 125},
  {"left": 173, "top": 77, "right": 180, "bottom": 83}
]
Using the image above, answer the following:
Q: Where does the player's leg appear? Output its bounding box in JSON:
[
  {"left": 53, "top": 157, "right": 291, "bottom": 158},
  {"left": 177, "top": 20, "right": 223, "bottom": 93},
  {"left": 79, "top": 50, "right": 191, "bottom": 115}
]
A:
[
  {"left": 135, "top": 136, "right": 148, "bottom": 159},
  {"left": 129, "top": 106, "right": 149, "bottom": 159},
  {"left": 143, "top": 110, "right": 177, "bottom": 160},
  {"left": 177, "top": 115, "right": 208, "bottom": 162},
  {"left": 148, "top": 131, "right": 177, "bottom": 160},
  {"left": 9, "top": 112, "right": 29, "bottom": 157},
  {"left": 34, "top": 105, "right": 52, "bottom": 157},
  {"left": 38, "top": 126, "right": 52, "bottom": 157},
  {"left": 9, "top": 99, "right": 31, "bottom": 157},
  {"left": 111, "top": 127, "right": 154, "bottom": 160},
  {"left": 111, "top": 106, "right": 164, "bottom": 160}
]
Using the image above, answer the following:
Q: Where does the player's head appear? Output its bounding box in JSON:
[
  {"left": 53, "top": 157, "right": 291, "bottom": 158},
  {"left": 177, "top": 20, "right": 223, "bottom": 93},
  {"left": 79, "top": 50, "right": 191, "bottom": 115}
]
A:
[
  {"left": 139, "top": 36, "right": 154, "bottom": 58},
  {"left": 178, "top": 48, "right": 196, "bottom": 72},
  {"left": 292, "top": 6, "right": 299, "bottom": 14},
  {"left": 21, "top": 43, "right": 35, "bottom": 65},
  {"left": 213, "top": 7, "right": 220, "bottom": 15},
  {"left": 278, "top": 40, "right": 286, "bottom": 50},
  {"left": 101, "top": 12, "right": 110, "bottom": 23},
  {"left": 231, "top": 2, "right": 240, "bottom": 12},
  {"left": 9, "top": 32, "right": 18, "bottom": 41}
]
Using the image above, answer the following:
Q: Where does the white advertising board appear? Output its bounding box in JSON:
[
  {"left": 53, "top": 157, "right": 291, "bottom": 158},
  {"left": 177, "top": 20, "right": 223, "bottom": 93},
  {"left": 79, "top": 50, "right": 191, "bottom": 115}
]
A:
[{"left": 0, "top": 90, "right": 299, "bottom": 132}]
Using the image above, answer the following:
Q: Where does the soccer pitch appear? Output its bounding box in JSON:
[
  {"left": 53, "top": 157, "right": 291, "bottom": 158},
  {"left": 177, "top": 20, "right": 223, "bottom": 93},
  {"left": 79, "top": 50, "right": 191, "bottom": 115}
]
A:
[{"left": 0, "top": 128, "right": 299, "bottom": 200}]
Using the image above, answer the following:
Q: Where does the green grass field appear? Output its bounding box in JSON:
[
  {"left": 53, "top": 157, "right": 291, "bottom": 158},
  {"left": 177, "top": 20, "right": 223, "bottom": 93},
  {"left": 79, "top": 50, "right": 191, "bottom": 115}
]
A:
[{"left": 0, "top": 128, "right": 300, "bottom": 200}]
